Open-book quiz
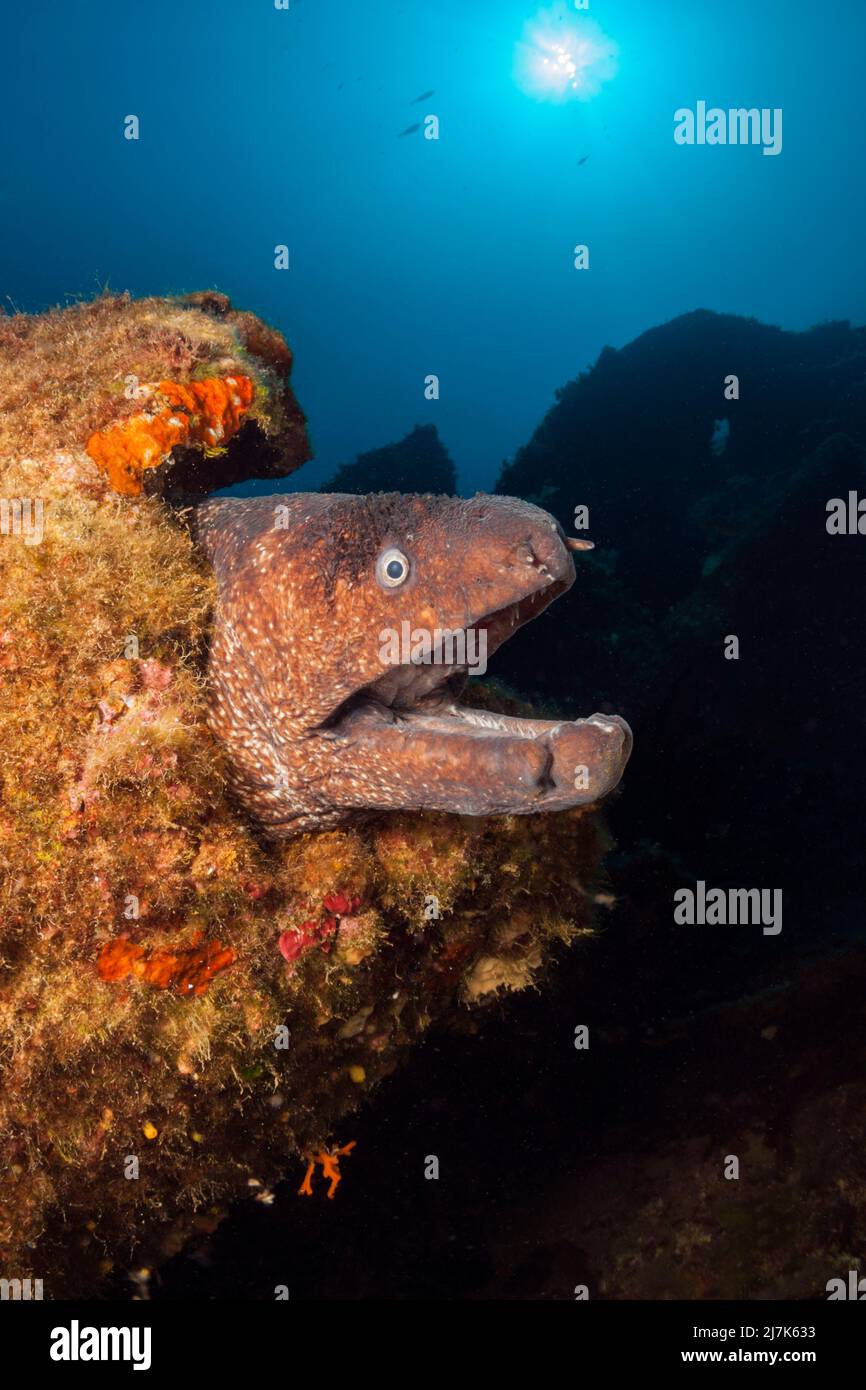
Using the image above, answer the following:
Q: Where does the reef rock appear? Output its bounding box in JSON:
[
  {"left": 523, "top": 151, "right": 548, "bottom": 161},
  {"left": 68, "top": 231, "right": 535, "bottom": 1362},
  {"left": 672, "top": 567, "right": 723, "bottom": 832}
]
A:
[
  {"left": 0, "top": 292, "right": 611, "bottom": 1294},
  {"left": 322, "top": 423, "right": 457, "bottom": 495},
  {"left": 491, "top": 310, "right": 866, "bottom": 1018},
  {"left": 498, "top": 309, "right": 866, "bottom": 607},
  {"left": 0, "top": 289, "right": 310, "bottom": 503}
]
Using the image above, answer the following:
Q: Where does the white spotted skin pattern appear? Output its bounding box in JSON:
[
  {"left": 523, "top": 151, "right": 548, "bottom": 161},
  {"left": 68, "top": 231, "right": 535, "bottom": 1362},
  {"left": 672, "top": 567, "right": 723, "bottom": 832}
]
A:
[{"left": 195, "top": 492, "right": 632, "bottom": 837}]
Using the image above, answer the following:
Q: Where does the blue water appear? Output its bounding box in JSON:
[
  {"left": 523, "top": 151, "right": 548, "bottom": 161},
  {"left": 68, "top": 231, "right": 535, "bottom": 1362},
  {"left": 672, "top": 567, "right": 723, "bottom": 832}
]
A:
[{"left": 2, "top": 0, "right": 863, "bottom": 491}]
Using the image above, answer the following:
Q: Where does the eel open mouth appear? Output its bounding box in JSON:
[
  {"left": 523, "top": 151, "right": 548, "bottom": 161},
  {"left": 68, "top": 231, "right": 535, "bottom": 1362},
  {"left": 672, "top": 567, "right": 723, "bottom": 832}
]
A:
[{"left": 319, "top": 562, "right": 632, "bottom": 818}]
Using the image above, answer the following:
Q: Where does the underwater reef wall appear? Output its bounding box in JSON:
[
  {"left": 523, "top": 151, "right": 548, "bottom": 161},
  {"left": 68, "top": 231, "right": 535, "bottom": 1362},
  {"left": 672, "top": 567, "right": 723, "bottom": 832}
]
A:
[
  {"left": 488, "top": 307, "right": 866, "bottom": 1007},
  {"left": 0, "top": 292, "right": 609, "bottom": 1294},
  {"left": 497, "top": 309, "right": 866, "bottom": 606}
]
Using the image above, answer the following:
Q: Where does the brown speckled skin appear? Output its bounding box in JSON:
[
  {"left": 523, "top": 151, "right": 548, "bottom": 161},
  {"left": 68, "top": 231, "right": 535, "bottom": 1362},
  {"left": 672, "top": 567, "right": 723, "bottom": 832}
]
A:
[{"left": 196, "top": 492, "right": 632, "bottom": 837}]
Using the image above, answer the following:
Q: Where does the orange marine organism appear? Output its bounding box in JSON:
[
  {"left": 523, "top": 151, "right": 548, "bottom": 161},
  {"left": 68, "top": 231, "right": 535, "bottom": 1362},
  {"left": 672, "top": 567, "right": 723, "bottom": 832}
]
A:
[
  {"left": 97, "top": 931, "right": 236, "bottom": 997},
  {"left": 85, "top": 374, "right": 254, "bottom": 495},
  {"left": 298, "top": 1141, "right": 357, "bottom": 1199}
]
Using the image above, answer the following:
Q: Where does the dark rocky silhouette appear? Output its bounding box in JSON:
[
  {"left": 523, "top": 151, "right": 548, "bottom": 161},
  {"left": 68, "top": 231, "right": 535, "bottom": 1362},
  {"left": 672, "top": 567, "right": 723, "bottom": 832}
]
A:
[
  {"left": 497, "top": 309, "right": 866, "bottom": 608},
  {"left": 321, "top": 422, "right": 457, "bottom": 495},
  {"left": 487, "top": 311, "right": 866, "bottom": 1043}
]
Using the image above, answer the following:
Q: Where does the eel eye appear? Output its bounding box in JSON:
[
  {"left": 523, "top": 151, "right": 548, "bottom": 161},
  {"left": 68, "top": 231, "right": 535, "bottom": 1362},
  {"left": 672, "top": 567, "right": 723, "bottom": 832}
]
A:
[{"left": 377, "top": 547, "right": 411, "bottom": 589}]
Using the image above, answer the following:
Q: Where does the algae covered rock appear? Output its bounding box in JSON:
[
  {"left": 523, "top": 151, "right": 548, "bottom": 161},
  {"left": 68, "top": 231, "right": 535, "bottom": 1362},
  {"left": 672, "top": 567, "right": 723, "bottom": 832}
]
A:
[
  {"left": 0, "top": 289, "right": 309, "bottom": 502},
  {"left": 0, "top": 291, "right": 611, "bottom": 1295}
]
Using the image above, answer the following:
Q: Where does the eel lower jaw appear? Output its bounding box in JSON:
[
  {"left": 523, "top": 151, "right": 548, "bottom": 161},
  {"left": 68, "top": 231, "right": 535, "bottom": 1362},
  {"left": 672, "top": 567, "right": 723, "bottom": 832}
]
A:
[
  {"left": 404, "top": 701, "right": 632, "bottom": 808},
  {"left": 325, "top": 690, "right": 632, "bottom": 814}
]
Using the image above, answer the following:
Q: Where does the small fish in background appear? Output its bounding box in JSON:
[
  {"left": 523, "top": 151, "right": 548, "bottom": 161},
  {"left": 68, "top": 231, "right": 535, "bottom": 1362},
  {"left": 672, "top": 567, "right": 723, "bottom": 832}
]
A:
[
  {"left": 710, "top": 418, "right": 730, "bottom": 457},
  {"left": 411, "top": 89, "right": 435, "bottom": 104},
  {"left": 578, "top": 154, "right": 590, "bottom": 165},
  {"left": 398, "top": 122, "right": 421, "bottom": 138}
]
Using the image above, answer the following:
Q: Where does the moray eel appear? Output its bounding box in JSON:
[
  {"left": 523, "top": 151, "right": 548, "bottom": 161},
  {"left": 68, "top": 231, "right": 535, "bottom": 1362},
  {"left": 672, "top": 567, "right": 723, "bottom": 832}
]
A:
[{"left": 195, "top": 492, "right": 632, "bottom": 836}]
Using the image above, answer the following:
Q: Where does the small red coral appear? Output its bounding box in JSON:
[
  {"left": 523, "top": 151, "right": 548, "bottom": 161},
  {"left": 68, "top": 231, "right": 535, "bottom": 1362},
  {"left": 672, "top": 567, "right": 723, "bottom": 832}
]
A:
[
  {"left": 278, "top": 920, "right": 320, "bottom": 965},
  {"left": 278, "top": 893, "right": 363, "bottom": 969},
  {"left": 323, "top": 891, "right": 362, "bottom": 916}
]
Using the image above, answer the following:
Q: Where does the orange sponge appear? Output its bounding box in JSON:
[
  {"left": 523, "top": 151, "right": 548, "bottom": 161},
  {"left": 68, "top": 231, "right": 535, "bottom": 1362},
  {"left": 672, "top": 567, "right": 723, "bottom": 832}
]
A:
[
  {"left": 97, "top": 932, "right": 237, "bottom": 997},
  {"left": 86, "top": 375, "right": 255, "bottom": 495}
]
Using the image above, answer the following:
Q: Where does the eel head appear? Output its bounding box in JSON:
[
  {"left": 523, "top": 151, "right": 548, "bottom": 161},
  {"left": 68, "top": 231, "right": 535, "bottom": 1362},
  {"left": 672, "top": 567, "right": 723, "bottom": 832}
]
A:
[{"left": 196, "top": 491, "right": 631, "bottom": 835}]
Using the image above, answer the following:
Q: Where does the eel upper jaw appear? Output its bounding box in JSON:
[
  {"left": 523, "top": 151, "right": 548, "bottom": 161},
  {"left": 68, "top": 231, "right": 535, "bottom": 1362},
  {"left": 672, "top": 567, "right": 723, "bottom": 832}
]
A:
[
  {"left": 318, "top": 569, "right": 573, "bottom": 735},
  {"left": 305, "top": 563, "right": 632, "bottom": 815}
]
